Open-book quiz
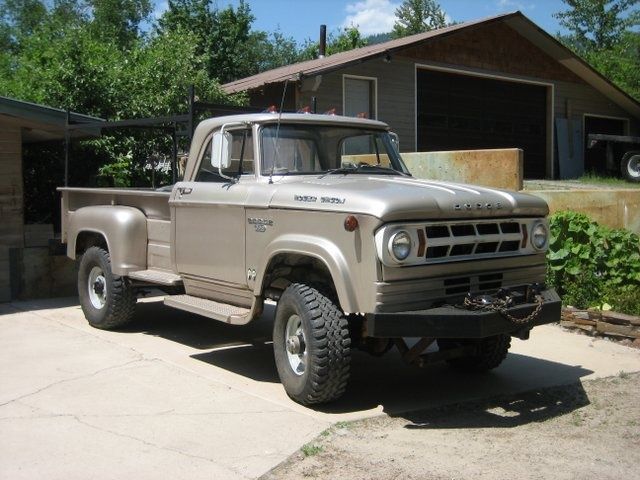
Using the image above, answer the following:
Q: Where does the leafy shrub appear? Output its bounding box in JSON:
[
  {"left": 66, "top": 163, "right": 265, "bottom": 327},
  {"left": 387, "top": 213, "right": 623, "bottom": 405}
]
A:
[{"left": 546, "top": 211, "right": 640, "bottom": 313}]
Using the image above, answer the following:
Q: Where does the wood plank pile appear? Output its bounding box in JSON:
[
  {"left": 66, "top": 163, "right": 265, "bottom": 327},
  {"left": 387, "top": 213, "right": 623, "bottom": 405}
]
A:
[{"left": 561, "top": 307, "right": 640, "bottom": 344}]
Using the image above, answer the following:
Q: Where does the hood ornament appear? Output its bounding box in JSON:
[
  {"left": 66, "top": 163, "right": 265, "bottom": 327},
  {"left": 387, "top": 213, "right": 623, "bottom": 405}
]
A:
[{"left": 454, "top": 202, "right": 502, "bottom": 211}]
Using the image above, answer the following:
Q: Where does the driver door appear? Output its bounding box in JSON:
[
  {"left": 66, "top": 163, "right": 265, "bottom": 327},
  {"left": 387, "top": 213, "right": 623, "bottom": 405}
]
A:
[{"left": 171, "top": 127, "right": 254, "bottom": 305}]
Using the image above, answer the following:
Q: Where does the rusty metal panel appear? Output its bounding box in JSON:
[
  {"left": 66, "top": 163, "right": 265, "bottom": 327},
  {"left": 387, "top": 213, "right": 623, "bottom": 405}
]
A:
[
  {"left": 402, "top": 148, "right": 523, "bottom": 191},
  {"left": 528, "top": 189, "right": 640, "bottom": 234}
]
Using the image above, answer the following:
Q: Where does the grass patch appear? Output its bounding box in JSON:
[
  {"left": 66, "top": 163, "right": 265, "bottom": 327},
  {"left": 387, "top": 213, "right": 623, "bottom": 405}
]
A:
[
  {"left": 571, "top": 411, "right": 584, "bottom": 426},
  {"left": 334, "top": 421, "right": 353, "bottom": 430},
  {"left": 301, "top": 443, "right": 323, "bottom": 457},
  {"left": 575, "top": 173, "right": 640, "bottom": 188}
]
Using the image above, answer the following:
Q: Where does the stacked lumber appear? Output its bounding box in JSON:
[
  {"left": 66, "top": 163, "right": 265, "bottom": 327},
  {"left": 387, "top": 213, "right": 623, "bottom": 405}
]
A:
[{"left": 561, "top": 307, "right": 640, "bottom": 342}]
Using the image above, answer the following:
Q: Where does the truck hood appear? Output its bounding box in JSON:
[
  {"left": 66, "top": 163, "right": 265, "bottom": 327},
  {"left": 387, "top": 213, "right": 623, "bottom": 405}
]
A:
[{"left": 267, "top": 175, "right": 549, "bottom": 221}]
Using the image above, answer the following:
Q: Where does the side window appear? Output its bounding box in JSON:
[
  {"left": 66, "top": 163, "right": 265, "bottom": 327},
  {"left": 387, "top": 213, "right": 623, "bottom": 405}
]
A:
[{"left": 195, "top": 128, "right": 254, "bottom": 182}]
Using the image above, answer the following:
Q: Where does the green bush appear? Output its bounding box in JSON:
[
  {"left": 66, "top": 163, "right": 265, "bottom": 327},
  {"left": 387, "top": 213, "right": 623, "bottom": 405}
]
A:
[{"left": 546, "top": 211, "right": 640, "bottom": 314}]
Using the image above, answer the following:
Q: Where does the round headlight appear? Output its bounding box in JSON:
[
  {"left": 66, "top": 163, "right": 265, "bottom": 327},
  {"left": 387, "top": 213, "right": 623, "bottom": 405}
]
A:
[
  {"left": 531, "top": 222, "right": 548, "bottom": 250},
  {"left": 389, "top": 231, "right": 412, "bottom": 261}
]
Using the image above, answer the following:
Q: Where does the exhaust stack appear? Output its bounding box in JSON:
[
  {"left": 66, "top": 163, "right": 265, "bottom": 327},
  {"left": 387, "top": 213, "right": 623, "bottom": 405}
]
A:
[{"left": 319, "top": 25, "right": 327, "bottom": 58}]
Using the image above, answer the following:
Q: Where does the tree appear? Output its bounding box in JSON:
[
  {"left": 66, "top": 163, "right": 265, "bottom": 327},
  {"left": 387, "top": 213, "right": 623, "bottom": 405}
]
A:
[
  {"left": 554, "top": 0, "right": 639, "bottom": 100},
  {"left": 156, "top": 0, "right": 216, "bottom": 59},
  {"left": 248, "top": 30, "right": 301, "bottom": 73},
  {"left": 554, "top": 0, "right": 639, "bottom": 53},
  {"left": 0, "top": 0, "right": 48, "bottom": 42},
  {"left": 298, "top": 27, "right": 368, "bottom": 61},
  {"left": 156, "top": 0, "right": 261, "bottom": 83},
  {"left": 0, "top": 0, "right": 241, "bottom": 193},
  {"left": 89, "top": 0, "right": 152, "bottom": 48},
  {"left": 392, "top": 0, "right": 447, "bottom": 38}
]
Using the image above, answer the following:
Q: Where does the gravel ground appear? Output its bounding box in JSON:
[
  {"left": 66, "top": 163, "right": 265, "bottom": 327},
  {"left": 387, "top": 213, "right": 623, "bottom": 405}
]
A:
[{"left": 262, "top": 372, "right": 640, "bottom": 480}]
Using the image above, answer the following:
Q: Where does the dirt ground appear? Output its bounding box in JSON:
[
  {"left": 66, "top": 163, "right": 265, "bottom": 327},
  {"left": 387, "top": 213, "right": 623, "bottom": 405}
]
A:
[{"left": 262, "top": 372, "right": 640, "bottom": 480}]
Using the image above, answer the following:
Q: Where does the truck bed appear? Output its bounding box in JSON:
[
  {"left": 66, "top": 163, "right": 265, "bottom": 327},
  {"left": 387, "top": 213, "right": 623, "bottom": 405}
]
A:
[
  {"left": 60, "top": 187, "right": 171, "bottom": 220},
  {"left": 59, "top": 187, "right": 173, "bottom": 273}
]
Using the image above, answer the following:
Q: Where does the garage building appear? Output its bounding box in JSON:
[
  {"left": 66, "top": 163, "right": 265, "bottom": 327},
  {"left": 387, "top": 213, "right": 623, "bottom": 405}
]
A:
[{"left": 223, "top": 11, "right": 640, "bottom": 180}]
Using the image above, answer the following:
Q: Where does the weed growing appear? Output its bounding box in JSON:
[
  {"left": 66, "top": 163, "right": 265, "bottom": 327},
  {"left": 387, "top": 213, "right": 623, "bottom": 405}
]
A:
[{"left": 546, "top": 211, "right": 640, "bottom": 314}]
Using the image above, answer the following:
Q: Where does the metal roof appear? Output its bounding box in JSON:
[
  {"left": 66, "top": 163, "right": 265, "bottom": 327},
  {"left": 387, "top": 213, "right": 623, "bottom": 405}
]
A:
[
  {"left": 194, "top": 112, "right": 389, "bottom": 132},
  {"left": 0, "top": 96, "right": 103, "bottom": 142},
  {"left": 222, "top": 11, "right": 640, "bottom": 119},
  {"left": 223, "top": 13, "right": 506, "bottom": 94}
]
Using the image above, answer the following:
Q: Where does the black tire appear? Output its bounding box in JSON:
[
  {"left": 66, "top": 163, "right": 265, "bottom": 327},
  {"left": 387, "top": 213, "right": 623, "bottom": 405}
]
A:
[
  {"left": 438, "top": 334, "right": 511, "bottom": 372},
  {"left": 621, "top": 151, "right": 640, "bottom": 183},
  {"left": 78, "top": 246, "right": 136, "bottom": 330},
  {"left": 273, "top": 283, "right": 351, "bottom": 405}
]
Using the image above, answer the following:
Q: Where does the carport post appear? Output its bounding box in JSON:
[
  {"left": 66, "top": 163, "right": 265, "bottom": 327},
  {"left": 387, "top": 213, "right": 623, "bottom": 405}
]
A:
[
  {"left": 188, "top": 84, "right": 195, "bottom": 143},
  {"left": 64, "top": 109, "right": 70, "bottom": 186},
  {"left": 172, "top": 124, "right": 178, "bottom": 183}
]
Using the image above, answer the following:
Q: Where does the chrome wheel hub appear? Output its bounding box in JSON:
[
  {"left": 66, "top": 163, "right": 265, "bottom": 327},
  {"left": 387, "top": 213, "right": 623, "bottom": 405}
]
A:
[
  {"left": 628, "top": 156, "right": 640, "bottom": 178},
  {"left": 285, "top": 314, "right": 306, "bottom": 376},
  {"left": 88, "top": 266, "right": 107, "bottom": 309}
]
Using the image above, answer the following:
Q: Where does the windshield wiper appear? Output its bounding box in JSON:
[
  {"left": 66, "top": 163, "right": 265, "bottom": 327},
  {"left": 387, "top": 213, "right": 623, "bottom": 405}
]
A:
[
  {"left": 270, "top": 167, "right": 290, "bottom": 175},
  {"left": 320, "top": 163, "right": 410, "bottom": 178},
  {"left": 320, "top": 164, "right": 359, "bottom": 178},
  {"left": 355, "top": 164, "right": 411, "bottom": 177}
]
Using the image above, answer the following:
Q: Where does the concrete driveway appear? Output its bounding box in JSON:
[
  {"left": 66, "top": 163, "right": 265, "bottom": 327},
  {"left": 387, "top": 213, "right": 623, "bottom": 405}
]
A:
[{"left": 2, "top": 297, "right": 640, "bottom": 479}]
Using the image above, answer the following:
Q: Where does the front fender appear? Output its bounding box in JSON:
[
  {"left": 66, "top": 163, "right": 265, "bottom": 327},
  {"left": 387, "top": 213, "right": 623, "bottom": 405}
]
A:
[
  {"left": 68, "top": 205, "right": 147, "bottom": 275},
  {"left": 256, "top": 234, "right": 358, "bottom": 313}
]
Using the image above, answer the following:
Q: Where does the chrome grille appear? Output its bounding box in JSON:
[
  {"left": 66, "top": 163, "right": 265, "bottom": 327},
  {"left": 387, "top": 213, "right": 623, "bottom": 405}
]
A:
[{"left": 424, "top": 220, "right": 523, "bottom": 262}]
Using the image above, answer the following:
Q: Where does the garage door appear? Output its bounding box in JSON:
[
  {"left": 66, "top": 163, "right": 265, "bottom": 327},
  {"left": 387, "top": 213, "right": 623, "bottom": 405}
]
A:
[
  {"left": 583, "top": 115, "right": 626, "bottom": 174},
  {"left": 417, "top": 69, "right": 548, "bottom": 179}
]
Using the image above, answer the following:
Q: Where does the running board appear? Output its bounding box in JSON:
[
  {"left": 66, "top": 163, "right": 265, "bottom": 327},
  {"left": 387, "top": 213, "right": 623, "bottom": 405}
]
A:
[
  {"left": 164, "top": 294, "right": 252, "bottom": 325},
  {"left": 129, "top": 269, "right": 183, "bottom": 286}
]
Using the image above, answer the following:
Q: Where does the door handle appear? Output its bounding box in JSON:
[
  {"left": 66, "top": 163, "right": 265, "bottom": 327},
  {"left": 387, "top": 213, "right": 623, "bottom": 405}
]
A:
[{"left": 178, "top": 187, "right": 192, "bottom": 195}]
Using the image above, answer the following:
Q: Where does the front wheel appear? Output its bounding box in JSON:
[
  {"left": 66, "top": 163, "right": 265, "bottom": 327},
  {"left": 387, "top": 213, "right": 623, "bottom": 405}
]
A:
[
  {"left": 78, "top": 246, "right": 137, "bottom": 330},
  {"left": 621, "top": 151, "right": 640, "bottom": 183},
  {"left": 273, "top": 283, "right": 351, "bottom": 405},
  {"left": 438, "top": 334, "right": 511, "bottom": 372}
]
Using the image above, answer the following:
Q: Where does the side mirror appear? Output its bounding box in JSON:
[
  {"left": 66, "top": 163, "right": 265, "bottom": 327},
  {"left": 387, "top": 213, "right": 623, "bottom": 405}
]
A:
[
  {"left": 211, "top": 131, "right": 232, "bottom": 169},
  {"left": 389, "top": 132, "right": 400, "bottom": 153}
]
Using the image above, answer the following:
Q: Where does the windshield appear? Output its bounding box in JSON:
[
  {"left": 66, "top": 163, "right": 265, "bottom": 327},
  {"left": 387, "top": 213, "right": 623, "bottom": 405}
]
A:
[{"left": 260, "top": 124, "right": 409, "bottom": 176}]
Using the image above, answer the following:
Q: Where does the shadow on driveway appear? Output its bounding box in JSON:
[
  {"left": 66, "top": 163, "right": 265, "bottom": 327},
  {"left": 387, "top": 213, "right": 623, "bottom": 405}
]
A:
[
  {"left": 120, "top": 299, "right": 593, "bottom": 422},
  {"left": 397, "top": 380, "right": 590, "bottom": 429}
]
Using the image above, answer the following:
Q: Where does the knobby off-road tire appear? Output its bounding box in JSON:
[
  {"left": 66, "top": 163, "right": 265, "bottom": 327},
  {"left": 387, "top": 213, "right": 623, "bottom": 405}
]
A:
[
  {"left": 273, "top": 283, "right": 351, "bottom": 405},
  {"left": 438, "top": 334, "right": 511, "bottom": 372},
  {"left": 621, "top": 151, "right": 640, "bottom": 183},
  {"left": 78, "top": 246, "right": 136, "bottom": 330}
]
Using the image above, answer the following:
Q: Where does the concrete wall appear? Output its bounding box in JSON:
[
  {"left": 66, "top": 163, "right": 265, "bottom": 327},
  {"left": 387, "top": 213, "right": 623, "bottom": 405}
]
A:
[
  {"left": 402, "top": 148, "right": 523, "bottom": 191},
  {"left": 527, "top": 189, "right": 640, "bottom": 234},
  {"left": 18, "top": 247, "right": 77, "bottom": 299}
]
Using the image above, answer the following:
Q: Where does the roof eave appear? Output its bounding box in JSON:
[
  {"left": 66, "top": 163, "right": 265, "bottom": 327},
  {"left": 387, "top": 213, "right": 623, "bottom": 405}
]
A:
[{"left": 223, "top": 11, "right": 640, "bottom": 119}]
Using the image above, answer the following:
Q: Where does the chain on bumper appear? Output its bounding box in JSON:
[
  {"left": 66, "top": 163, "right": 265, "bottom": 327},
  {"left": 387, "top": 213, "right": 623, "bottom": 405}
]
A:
[{"left": 459, "top": 284, "right": 545, "bottom": 325}]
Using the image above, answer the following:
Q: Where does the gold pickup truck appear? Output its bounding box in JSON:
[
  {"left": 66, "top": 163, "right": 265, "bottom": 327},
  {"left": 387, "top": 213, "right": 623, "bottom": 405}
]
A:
[{"left": 60, "top": 113, "right": 560, "bottom": 405}]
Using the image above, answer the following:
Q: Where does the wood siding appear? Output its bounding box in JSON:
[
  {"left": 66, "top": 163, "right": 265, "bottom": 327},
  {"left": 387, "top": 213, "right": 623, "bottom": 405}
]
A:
[
  {"left": 555, "top": 80, "right": 639, "bottom": 135},
  {"left": 399, "top": 22, "right": 584, "bottom": 84},
  {"left": 248, "top": 21, "right": 638, "bottom": 177},
  {"left": 0, "top": 126, "right": 23, "bottom": 248},
  {"left": 297, "top": 57, "right": 416, "bottom": 153}
]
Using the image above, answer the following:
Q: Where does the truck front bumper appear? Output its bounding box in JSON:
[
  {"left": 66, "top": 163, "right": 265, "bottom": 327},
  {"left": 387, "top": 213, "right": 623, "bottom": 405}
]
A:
[{"left": 366, "top": 287, "right": 561, "bottom": 338}]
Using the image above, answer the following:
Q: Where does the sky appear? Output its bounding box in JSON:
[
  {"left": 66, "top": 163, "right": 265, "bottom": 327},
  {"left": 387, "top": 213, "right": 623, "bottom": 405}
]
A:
[{"left": 151, "top": 0, "right": 569, "bottom": 41}]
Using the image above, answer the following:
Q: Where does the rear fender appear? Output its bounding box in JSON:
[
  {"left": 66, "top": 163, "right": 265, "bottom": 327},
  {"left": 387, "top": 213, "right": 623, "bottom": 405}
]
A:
[{"left": 68, "top": 205, "right": 147, "bottom": 275}]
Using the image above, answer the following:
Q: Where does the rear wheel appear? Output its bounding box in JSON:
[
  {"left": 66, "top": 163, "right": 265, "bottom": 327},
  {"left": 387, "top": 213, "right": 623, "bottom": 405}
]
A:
[
  {"left": 438, "top": 334, "right": 511, "bottom": 372},
  {"left": 78, "top": 246, "right": 136, "bottom": 330},
  {"left": 621, "top": 151, "right": 640, "bottom": 183},
  {"left": 273, "top": 283, "right": 351, "bottom": 405}
]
